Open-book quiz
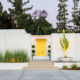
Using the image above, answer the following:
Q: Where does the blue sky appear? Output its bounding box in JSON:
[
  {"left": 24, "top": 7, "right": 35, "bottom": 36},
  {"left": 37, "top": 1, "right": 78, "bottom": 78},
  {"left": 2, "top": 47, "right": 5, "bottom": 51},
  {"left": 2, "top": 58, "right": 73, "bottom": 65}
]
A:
[{"left": 0, "top": 0, "right": 73, "bottom": 28}]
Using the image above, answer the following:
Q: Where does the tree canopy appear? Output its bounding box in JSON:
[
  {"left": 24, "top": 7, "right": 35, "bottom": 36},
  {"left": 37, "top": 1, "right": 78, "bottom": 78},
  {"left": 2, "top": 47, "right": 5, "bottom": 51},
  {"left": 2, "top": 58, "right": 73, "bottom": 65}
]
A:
[
  {"left": 56, "top": 0, "right": 69, "bottom": 32},
  {"left": 17, "top": 10, "right": 55, "bottom": 35},
  {"left": 1, "top": 0, "right": 80, "bottom": 33},
  {"left": 8, "top": 0, "right": 33, "bottom": 28},
  {"left": 0, "top": 2, "right": 13, "bottom": 29}
]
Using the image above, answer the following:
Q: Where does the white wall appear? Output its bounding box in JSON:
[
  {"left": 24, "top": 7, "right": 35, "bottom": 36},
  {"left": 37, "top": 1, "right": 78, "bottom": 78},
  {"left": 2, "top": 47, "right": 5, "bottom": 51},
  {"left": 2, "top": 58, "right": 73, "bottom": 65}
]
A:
[
  {"left": 0, "top": 29, "right": 32, "bottom": 59},
  {"left": 51, "top": 33, "right": 80, "bottom": 61},
  {"left": 0, "top": 30, "right": 80, "bottom": 61},
  {"left": 0, "top": 63, "right": 28, "bottom": 70},
  {"left": 75, "top": 34, "right": 80, "bottom": 61}
]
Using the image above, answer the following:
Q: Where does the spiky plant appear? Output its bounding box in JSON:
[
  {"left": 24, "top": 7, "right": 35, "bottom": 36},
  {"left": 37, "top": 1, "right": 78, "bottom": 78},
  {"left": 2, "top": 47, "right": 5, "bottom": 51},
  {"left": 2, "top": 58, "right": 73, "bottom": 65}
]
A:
[
  {"left": 60, "top": 29, "right": 69, "bottom": 57},
  {"left": 4, "top": 50, "right": 14, "bottom": 62},
  {"left": 13, "top": 50, "right": 30, "bottom": 62}
]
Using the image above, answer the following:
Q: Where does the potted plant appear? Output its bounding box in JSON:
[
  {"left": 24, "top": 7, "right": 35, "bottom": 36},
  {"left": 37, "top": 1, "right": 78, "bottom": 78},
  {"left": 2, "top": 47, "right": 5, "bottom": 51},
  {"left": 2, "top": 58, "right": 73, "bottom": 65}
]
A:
[
  {"left": 32, "top": 50, "right": 35, "bottom": 60},
  {"left": 32, "top": 45, "right": 35, "bottom": 48},
  {"left": 48, "top": 50, "right": 51, "bottom": 58},
  {"left": 48, "top": 45, "right": 51, "bottom": 48},
  {"left": 59, "top": 29, "right": 73, "bottom": 62}
]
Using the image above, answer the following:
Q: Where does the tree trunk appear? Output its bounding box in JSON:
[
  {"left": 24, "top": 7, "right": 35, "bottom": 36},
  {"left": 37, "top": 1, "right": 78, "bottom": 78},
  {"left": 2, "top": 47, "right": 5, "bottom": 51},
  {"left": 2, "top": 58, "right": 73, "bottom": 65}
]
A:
[{"left": 64, "top": 50, "right": 67, "bottom": 58}]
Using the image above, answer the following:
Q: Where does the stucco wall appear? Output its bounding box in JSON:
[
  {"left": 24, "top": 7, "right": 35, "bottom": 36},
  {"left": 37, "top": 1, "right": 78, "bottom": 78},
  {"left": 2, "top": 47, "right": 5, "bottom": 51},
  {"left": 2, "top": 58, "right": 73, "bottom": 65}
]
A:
[
  {"left": 75, "top": 34, "right": 80, "bottom": 61},
  {"left": 51, "top": 33, "right": 80, "bottom": 61},
  {"left": 0, "top": 29, "right": 80, "bottom": 61},
  {"left": 0, "top": 29, "right": 32, "bottom": 59}
]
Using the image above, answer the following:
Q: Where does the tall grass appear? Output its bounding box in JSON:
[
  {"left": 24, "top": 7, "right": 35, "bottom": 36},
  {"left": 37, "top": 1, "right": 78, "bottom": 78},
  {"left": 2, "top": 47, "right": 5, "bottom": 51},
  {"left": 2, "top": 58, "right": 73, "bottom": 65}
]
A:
[
  {"left": 14, "top": 50, "right": 30, "bottom": 62},
  {"left": 0, "top": 52, "right": 3, "bottom": 63},
  {"left": 0, "top": 50, "right": 30, "bottom": 63},
  {"left": 4, "top": 50, "right": 14, "bottom": 62}
]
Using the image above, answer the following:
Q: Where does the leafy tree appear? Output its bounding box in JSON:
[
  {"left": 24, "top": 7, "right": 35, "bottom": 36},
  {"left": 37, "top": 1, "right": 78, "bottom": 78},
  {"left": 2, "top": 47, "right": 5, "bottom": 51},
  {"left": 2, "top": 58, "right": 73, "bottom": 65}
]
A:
[
  {"left": 0, "top": 2, "right": 3, "bottom": 27},
  {"left": 17, "top": 14, "right": 35, "bottom": 34},
  {"left": 0, "top": 2, "right": 3, "bottom": 14},
  {"left": 0, "top": 11, "right": 13, "bottom": 29},
  {"left": 57, "top": 0, "right": 69, "bottom": 32},
  {"left": 17, "top": 10, "right": 55, "bottom": 35},
  {"left": 32, "top": 10, "right": 53, "bottom": 35},
  {"left": 0, "top": 2, "right": 13, "bottom": 29},
  {"left": 8, "top": 0, "right": 33, "bottom": 28},
  {"left": 75, "top": 12, "right": 80, "bottom": 32},
  {"left": 72, "top": 0, "right": 80, "bottom": 32}
]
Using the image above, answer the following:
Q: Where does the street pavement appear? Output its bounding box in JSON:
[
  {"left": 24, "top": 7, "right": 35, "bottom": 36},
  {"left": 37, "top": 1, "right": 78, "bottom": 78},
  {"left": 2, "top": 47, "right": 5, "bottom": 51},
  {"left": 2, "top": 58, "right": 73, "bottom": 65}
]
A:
[{"left": 0, "top": 70, "right": 80, "bottom": 80}]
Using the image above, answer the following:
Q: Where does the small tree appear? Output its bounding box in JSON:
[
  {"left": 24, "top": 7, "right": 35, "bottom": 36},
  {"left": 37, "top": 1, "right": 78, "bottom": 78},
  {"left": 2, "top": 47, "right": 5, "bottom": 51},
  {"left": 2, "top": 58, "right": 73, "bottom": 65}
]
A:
[
  {"left": 57, "top": 0, "right": 69, "bottom": 32},
  {"left": 0, "top": 2, "right": 3, "bottom": 14},
  {"left": 72, "top": 0, "right": 80, "bottom": 32},
  {"left": 60, "top": 29, "right": 69, "bottom": 57},
  {"left": 8, "top": 0, "right": 33, "bottom": 28},
  {"left": 32, "top": 10, "right": 53, "bottom": 35}
]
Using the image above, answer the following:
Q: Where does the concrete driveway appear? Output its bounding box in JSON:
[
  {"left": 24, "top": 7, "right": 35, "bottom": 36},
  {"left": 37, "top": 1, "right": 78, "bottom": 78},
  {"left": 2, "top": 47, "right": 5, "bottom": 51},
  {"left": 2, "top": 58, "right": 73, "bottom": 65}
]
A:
[{"left": 0, "top": 70, "right": 80, "bottom": 80}]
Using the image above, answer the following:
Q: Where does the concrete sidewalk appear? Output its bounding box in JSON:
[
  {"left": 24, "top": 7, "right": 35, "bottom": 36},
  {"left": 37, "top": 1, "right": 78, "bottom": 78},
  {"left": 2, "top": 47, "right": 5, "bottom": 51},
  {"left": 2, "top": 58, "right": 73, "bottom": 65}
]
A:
[{"left": 0, "top": 70, "right": 80, "bottom": 80}]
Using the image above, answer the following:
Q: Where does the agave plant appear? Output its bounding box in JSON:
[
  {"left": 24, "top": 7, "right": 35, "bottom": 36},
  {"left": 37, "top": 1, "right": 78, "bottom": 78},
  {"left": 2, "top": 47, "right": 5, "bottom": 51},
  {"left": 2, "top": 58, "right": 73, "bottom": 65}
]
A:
[{"left": 60, "top": 29, "right": 69, "bottom": 58}]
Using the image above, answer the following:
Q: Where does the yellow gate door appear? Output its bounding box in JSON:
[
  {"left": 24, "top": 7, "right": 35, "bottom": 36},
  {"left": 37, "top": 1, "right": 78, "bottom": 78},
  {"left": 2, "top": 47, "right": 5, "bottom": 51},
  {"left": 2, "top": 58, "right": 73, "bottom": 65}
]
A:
[{"left": 36, "top": 39, "right": 46, "bottom": 56}]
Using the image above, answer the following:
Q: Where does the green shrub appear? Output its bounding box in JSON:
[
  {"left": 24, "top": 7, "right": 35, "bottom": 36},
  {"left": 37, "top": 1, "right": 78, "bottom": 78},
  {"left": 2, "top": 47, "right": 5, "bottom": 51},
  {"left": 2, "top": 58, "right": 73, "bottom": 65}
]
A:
[
  {"left": 71, "top": 64, "right": 78, "bottom": 69},
  {"left": 62, "top": 65, "right": 68, "bottom": 70},
  {"left": 48, "top": 53, "right": 51, "bottom": 58},
  {"left": 13, "top": 50, "right": 30, "bottom": 62},
  {"left": 4, "top": 50, "right": 30, "bottom": 63},
  {"left": 4, "top": 50, "right": 14, "bottom": 63},
  {"left": 48, "top": 50, "right": 51, "bottom": 53},
  {"left": 32, "top": 50, "right": 35, "bottom": 53},
  {"left": 48, "top": 45, "right": 51, "bottom": 48},
  {"left": 22, "top": 51, "right": 30, "bottom": 62},
  {"left": 32, "top": 53, "right": 35, "bottom": 56},
  {"left": 0, "top": 52, "right": 3, "bottom": 62},
  {"left": 32, "top": 45, "right": 35, "bottom": 48}
]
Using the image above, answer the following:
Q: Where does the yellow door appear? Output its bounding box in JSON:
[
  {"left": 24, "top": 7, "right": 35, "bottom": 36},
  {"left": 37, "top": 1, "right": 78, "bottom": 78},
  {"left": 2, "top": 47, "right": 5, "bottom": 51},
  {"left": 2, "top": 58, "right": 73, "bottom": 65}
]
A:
[{"left": 36, "top": 39, "right": 46, "bottom": 56}]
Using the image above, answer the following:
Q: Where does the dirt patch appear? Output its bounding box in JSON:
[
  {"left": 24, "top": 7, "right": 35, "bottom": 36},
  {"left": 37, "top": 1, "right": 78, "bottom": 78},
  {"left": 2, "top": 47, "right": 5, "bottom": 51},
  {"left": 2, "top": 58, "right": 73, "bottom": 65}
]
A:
[{"left": 68, "top": 67, "right": 80, "bottom": 70}]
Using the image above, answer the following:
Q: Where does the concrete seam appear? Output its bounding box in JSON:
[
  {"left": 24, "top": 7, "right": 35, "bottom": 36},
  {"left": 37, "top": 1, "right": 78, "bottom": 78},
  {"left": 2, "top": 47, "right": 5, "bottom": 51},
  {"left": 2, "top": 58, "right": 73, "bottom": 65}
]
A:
[
  {"left": 59, "top": 70, "right": 72, "bottom": 80},
  {"left": 18, "top": 70, "right": 24, "bottom": 80}
]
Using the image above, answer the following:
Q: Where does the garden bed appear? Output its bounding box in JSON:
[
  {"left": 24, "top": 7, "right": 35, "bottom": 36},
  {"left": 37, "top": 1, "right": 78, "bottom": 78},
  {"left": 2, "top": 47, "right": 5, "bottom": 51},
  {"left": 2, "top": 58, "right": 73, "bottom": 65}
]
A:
[
  {"left": 68, "top": 67, "right": 80, "bottom": 70},
  {"left": 54, "top": 62, "right": 80, "bottom": 69},
  {"left": 0, "top": 63, "right": 28, "bottom": 70}
]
